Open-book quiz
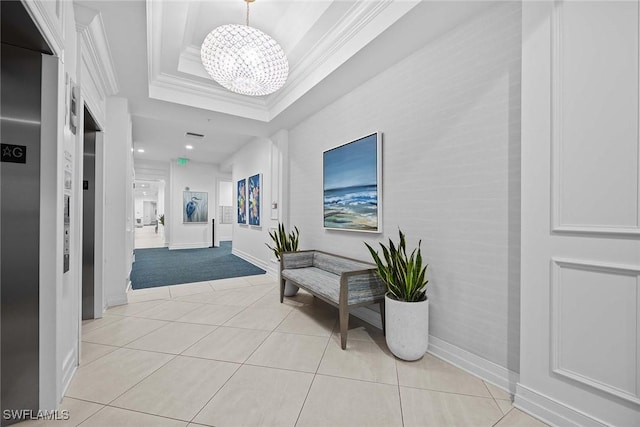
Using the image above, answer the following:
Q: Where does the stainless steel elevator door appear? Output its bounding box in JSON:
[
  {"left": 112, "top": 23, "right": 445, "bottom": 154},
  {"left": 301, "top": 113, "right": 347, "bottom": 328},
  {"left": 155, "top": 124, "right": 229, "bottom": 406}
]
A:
[
  {"left": 82, "top": 108, "right": 98, "bottom": 320},
  {"left": 0, "top": 43, "right": 42, "bottom": 424}
]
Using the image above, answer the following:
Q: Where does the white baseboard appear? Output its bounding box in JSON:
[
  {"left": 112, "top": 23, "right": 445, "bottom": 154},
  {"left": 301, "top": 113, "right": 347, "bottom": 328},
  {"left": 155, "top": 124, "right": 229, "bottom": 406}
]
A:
[
  {"left": 60, "top": 348, "right": 77, "bottom": 400},
  {"left": 514, "top": 384, "right": 608, "bottom": 427},
  {"left": 168, "top": 242, "right": 211, "bottom": 250},
  {"left": 428, "top": 336, "right": 519, "bottom": 395},
  {"left": 232, "top": 248, "right": 276, "bottom": 275}
]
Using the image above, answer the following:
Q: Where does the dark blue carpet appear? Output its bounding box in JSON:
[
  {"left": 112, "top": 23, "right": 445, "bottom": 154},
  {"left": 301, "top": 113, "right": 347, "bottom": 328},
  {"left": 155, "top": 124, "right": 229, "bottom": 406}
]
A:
[{"left": 131, "top": 241, "right": 266, "bottom": 289}]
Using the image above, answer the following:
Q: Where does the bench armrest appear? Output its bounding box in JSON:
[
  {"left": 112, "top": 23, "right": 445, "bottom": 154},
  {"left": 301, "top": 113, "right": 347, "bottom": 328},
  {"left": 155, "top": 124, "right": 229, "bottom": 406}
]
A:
[
  {"left": 280, "top": 251, "right": 314, "bottom": 271},
  {"left": 340, "top": 269, "right": 387, "bottom": 306}
]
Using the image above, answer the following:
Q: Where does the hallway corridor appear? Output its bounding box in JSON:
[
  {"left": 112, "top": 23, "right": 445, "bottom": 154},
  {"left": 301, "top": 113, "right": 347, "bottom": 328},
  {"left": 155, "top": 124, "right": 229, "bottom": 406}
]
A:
[
  {"left": 23, "top": 275, "right": 544, "bottom": 427},
  {"left": 134, "top": 225, "right": 165, "bottom": 249}
]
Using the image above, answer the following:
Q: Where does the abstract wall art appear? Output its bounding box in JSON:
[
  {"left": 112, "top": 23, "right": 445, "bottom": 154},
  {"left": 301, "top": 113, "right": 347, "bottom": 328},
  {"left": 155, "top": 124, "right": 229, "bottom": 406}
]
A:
[
  {"left": 237, "top": 179, "right": 247, "bottom": 224},
  {"left": 248, "top": 173, "right": 261, "bottom": 226},
  {"left": 183, "top": 191, "right": 208, "bottom": 223},
  {"left": 323, "top": 132, "right": 382, "bottom": 232}
]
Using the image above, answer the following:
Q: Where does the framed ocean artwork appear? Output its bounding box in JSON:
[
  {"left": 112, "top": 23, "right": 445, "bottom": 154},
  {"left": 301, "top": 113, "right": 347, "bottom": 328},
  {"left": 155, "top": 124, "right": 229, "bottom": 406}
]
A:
[
  {"left": 183, "top": 191, "right": 208, "bottom": 223},
  {"left": 248, "top": 173, "right": 262, "bottom": 226},
  {"left": 323, "top": 132, "right": 382, "bottom": 232},
  {"left": 237, "top": 179, "right": 247, "bottom": 224}
]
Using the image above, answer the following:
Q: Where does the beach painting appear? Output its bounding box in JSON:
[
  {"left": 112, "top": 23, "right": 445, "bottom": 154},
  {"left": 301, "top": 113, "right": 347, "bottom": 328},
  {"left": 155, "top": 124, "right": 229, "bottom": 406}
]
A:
[
  {"left": 323, "top": 132, "right": 382, "bottom": 232},
  {"left": 237, "top": 179, "right": 247, "bottom": 224},
  {"left": 183, "top": 191, "right": 208, "bottom": 223},
  {"left": 248, "top": 173, "right": 261, "bottom": 226}
]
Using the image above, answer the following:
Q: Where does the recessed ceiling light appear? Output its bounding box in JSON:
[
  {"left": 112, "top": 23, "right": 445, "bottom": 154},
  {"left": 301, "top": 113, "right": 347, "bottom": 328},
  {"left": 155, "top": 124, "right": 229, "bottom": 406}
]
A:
[
  {"left": 186, "top": 145, "right": 193, "bottom": 150},
  {"left": 137, "top": 149, "right": 145, "bottom": 153}
]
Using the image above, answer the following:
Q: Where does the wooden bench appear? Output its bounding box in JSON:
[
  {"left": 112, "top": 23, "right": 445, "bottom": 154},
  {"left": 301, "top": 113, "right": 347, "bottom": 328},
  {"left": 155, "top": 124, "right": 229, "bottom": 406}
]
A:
[{"left": 280, "top": 250, "right": 386, "bottom": 349}]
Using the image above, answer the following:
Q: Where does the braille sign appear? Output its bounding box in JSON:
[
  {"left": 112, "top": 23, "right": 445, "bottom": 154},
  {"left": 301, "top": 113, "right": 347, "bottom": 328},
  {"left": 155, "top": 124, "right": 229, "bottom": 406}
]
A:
[{"left": 1, "top": 144, "right": 27, "bottom": 164}]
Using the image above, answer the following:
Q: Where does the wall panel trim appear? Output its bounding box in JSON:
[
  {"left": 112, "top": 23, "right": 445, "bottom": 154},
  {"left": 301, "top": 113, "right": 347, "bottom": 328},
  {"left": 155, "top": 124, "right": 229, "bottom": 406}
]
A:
[
  {"left": 550, "top": 1, "right": 640, "bottom": 236},
  {"left": 550, "top": 257, "right": 640, "bottom": 404}
]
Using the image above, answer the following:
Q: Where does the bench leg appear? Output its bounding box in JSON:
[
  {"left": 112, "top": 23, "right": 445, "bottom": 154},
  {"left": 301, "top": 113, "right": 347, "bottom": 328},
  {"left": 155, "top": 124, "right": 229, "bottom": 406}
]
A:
[
  {"left": 280, "top": 278, "right": 286, "bottom": 303},
  {"left": 379, "top": 300, "right": 386, "bottom": 336},
  {"left": 339, "top": 306, "right": 349, "bottom": 350}
]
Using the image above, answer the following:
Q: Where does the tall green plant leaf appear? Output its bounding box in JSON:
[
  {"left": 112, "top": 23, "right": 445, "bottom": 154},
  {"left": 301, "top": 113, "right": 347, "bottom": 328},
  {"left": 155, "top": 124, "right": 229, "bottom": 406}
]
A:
[
  {"left": 266, "top": 223, "right": 301, "bottom": 260},
  {"left": 365, "top": 229, "right": 429, "bottom": 302}
]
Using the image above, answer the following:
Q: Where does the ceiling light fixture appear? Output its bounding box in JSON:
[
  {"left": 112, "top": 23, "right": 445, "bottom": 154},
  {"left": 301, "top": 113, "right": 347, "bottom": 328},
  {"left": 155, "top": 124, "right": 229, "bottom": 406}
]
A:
[
  {"left": 200, "top": 0, "right": 289, "bottom": 96},
  {"left": 137, "top": 149, "right": 145, "bottom": 153},
  {"left": 185, "top": 145, "right": 194, "bottom": 150}
]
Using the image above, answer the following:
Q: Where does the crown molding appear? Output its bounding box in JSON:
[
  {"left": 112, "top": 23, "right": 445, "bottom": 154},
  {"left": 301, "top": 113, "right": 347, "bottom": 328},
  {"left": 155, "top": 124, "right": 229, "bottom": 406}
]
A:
[
  {"left": 146, "top": 0, "right": 163, "bottom": 83},
  {"left": 149, "top": 73, "right": 269, "bottom": 122},
  {"left": 177, "top": 45, "right": 210, "bottom": 80},
  {"left": 266, "top": 0, "right": 420, "bottom": 119},
  {"left": 74, "top": 3, "right": 119, "bottom": 96}
]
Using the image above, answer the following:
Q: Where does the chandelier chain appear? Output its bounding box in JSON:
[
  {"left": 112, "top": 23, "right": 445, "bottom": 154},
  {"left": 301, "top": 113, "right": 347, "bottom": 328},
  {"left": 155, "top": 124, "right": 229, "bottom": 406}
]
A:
[{"left": 246, "top": 1, "right": 250, "bottom": 26}]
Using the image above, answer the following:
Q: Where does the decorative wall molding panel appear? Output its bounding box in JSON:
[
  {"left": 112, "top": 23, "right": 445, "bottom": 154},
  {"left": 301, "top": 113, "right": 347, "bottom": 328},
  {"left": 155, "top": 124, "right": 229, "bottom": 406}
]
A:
[
  {"left": 521, "top": 2, "right": 640, "bottom": 425},
  {"left": 550, "top": 1, "right": 640, "bottom": 236},
  {"left": 550, "top": 258, "right": 640, "bottom": 404}
]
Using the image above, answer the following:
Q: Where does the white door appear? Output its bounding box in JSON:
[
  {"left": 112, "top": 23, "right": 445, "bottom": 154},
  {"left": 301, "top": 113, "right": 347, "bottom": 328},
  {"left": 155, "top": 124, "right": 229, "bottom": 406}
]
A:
[{"left": 519, "top": 1, "right": 640, "bottom": 426}]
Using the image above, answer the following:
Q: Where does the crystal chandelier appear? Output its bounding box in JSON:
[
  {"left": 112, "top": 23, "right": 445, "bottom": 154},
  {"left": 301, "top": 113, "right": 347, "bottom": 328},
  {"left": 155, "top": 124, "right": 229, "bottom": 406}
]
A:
[{"left": 200, "top": 0, "right": 289, "bottom": 96}]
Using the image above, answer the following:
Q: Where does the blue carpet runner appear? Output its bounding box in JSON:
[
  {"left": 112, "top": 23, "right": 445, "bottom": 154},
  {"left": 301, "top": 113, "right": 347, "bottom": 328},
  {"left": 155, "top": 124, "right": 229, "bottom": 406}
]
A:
[{"left": 131, "top": 241, "right": 266, "bottom": 289}]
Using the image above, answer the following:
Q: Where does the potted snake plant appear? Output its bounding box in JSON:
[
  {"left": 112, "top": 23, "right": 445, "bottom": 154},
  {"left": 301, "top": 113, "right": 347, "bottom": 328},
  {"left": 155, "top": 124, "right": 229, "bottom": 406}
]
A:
[
  {"left": 266, "top": 223, "right": 301, "bottom": 296},
  {"left": 365, "top": 229, "right": 430, "bottom": 361}
]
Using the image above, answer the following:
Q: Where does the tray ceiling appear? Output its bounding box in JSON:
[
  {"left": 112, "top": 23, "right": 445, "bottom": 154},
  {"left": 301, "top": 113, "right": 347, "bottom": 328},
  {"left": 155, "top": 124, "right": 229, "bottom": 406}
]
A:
[{"left": 147, "top": 0, "right": 420, "bottom": 121}]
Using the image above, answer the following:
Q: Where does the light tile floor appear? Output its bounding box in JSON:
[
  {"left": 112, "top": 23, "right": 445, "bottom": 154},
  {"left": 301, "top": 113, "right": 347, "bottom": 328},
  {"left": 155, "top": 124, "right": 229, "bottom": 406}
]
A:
[
  {"left": 135, "top": 225, "right": 165, "bottom": 249},
  {"left": 24, "top": 275, "right": 548, "bottom": 427}
]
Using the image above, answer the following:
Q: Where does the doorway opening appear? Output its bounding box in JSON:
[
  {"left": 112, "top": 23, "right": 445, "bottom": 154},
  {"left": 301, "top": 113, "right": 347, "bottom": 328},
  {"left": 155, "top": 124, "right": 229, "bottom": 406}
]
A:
[
  {"left": 81, "top": 107, "right": 100, "bottom": 320},
  {"left": 134, "top": 179, "right": 165, "bottom": 249}
]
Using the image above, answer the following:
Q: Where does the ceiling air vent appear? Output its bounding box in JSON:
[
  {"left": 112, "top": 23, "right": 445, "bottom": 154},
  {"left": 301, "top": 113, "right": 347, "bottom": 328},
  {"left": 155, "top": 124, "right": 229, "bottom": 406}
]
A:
[{"left": 185, "top": 132, "right": 205, "bottom": 139}]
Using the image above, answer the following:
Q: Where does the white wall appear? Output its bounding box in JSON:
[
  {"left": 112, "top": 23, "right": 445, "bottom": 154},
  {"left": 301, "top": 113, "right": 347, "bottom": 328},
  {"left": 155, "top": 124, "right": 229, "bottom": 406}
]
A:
[
  {"left": 169, "top": 160, "right": 217, "bottom": 249},
  {"left": 287, "top": 2, "right": 521, "bottom": 373},
  {"left": 34, "top": 0, "right": 82, "bottom": 408},
  {"left": 104, "top": 97, "right": 133, "bottom": 306},
  {"left": 518, "top": 2, "right": 640, "bottom": 426},
  {"left": 231, "top": 138, "right": 278, "bottom": 272}
]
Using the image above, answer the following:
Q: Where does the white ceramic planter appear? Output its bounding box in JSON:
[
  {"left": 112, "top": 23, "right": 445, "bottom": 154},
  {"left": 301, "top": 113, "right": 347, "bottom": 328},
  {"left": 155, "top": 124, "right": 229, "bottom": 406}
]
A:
[
  {"left": 385, "top": 293, "right": 429, "bottom": 361},
  {"left": 283, "top": 280, "right": 299, "bottom": 297},
  {"left": 277, "top": 269, "right": 299, "bottom": 297}
]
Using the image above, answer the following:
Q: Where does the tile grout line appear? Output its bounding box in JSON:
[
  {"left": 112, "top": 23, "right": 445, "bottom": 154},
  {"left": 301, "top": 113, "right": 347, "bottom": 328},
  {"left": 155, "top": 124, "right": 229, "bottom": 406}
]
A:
[
  {"left": 78, "top": 351, "right": 179, "bottom": 409},
  {"left": 187, "top": 362, "right": 243, "bottom": 426},
  {"left": 482, "top": 380, "right": 510, "bottom": 425},
  {"left": 399, "top": 382, "right": 509, "bottom": 400},
  {"left": 185, "top": 282, "right": 282, "bottom": 426},
  {"left": 75, "top": 281, "right": 279, "bottom": 422},
  {"left": 76, "top": 405, "right": 109, "bottom": 426},
  {"left": 485, "top": 377, "right": 518, "bottom": 426},
  {"left": 93, "top": 402, "right": 203, "bottom": 426},
  {"left": 69, "top": 347, "right": 179, "bottom": 408},
  {"left": 236, "top": 299, "right": 299, "bottom": 363},
  {"left": 293, "top": 313, "right": 335, "bottom": 427},
  {"left": 79, "top": 320, "right": 170, "bottom": 369},
  {"left": 396, "top": 354, "right": 405, "bottom": 427}
]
